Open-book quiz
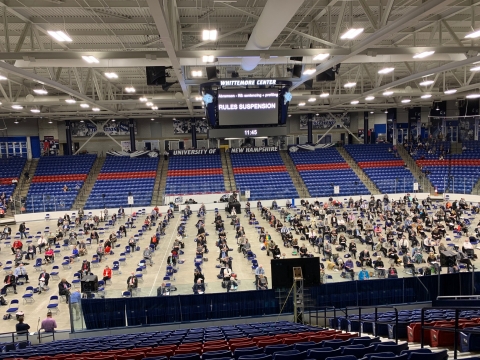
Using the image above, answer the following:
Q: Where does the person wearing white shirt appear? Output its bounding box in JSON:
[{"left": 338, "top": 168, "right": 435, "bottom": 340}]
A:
[{"left": 14, "top": 264, "right": 29, "bottom": 283}]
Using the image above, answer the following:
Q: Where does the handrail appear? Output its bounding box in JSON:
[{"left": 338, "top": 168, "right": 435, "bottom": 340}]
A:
[
  {"left": 437, "top": 295, "right": 480, "bottom": 299},
  {"left": 0, "top": 330, "right": 31, "bottom": 344},
  {"left": 344, "top": 305, "right": 399, "bottom": 343}
]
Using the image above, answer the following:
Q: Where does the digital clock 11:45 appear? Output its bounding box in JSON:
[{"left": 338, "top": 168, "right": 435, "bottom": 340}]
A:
[{"left": 244, "top": 129, "right": 258, "bottom": 136}]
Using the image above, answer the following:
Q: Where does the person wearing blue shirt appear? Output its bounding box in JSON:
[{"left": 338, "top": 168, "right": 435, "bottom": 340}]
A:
[
  {"left": 69, "top": 290, "right": 82, "bottom": 320},
  {"left": 358, "top": 267, "right": 370, "bottom": 280}
]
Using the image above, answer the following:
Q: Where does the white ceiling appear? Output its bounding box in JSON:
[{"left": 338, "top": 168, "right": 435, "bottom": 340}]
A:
[{"left": 0, "top": 0, "right": 480, "bottom": 121}]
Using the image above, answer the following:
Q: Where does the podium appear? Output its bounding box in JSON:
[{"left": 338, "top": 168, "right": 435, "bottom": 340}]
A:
[{"left": 81, "top": 274, "right": 99, "bottom": 293}]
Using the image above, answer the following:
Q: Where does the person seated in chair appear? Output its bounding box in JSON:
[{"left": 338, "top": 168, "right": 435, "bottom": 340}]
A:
[
  {"left": 127, "top": 272, "right": 138, "bottom": 292},
  {"left": 359, "top": 249, "right": 372, "bottom": 267},
  {"left": 271, "top": 245, "right": 281, "bottom": 259},
  {"left": 58, "top": 278, "right": 72, "bottom": 303},
  {"left": 192, "top": 278, "right": 205, "bottom": 295},
  {"left": 299, "top": 243, "right": 309, "bottom": 258},
  {"left": 256, "top": 274, "right": 268, "bottom": 290},
  {"left": 2, "top": 271, "right": 17, "bottom": 294},
  {"left": 38, "top": 270, "right": 50, "bottom": 293},
  {"left": 462, "top": 238, "right": 476, "bottom": 258},
  {"left": 344, "top": 259, "right": 355, "bottom": 280},
  {"left": 387, "top": 265, "right": 398, "bottom": 278}
]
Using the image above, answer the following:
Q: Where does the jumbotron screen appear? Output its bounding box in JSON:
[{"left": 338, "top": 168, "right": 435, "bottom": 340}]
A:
[{"left": 217, "top": 88, "right": 279, "bottom": 126}]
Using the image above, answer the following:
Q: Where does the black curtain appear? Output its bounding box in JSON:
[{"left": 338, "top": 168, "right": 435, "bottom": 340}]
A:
[{"left": 81, "top": 298, "right": 126, "bottom": 330}]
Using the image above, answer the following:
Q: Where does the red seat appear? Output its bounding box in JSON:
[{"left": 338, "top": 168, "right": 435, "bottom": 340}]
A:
[
  {"left": 334, "top": 333, "right": 358, "bottom": 340},
  {"left": 430, "top": 325, "right": 455, "bottom": 347},
  {"left": 229, "top": 342, "right": 256, "bottom": 352},
  {"left": 145, "top": 349, "right": 174, "bottom": 358},
  {"left": 282, "top": 337, "right": 303, "bottom": 345},
  {"left": 175, "top": 347, "right": 202, "bottom": 355},
  {"left": 229, "top": 338, "right": 249, "bottom": 344},
  {"left": 256, "top": 339, "right": 282, "bottom": 347},
  {"left": 202, "top": 344, "right": 230, "bottom": 353}
]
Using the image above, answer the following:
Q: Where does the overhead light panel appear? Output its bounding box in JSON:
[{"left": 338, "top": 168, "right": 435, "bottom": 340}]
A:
[
  {"left": 104, "top": 72, "right": 118, "bottom": 79},
  {"left": 33, "top": 88, "right": 48, "bottom": 95},
  {"left": 151, "top": 106, "right": 158, "bottom": 110},
  {"left": 340, "top": 28, "right": 364, "bottom": 39},
  {"left": 370, "top": 111, "right": 374, "bottom": 114},
  {"left": 365, "top": 96, "right": 375, "bottom": 101},
  {"left": 421, "top": 94, "right": 432, "bottom": 99},
  {"left": 146, "top": 102, "right": 153, "bottom": 106},
  {"left": 413, "top": 51, "right": 435, "bottom": 59},
  {"left": 191, "top": 70, "right": 203, "bottom": 77},
  {"left": 80, "top": 103, "right": 90, "bottom": 108},
  {"left": 465, "top": 30, "right": 480, "bottom": 38},
  {"left": 151, "top": 118, "right": 155, "bottom": 121},
  {"left": 298, "top": 102, "right": 306, "bottom": 106},
  {"left": 195, "top": 96, "right": 202, "bottom": 101},
  {"left": 470, "top": 66, "right": 480, "bottom": 71},
  {"left": 92, "top": 107, "right": 100, "bottom": 111},
  {"left": 383, "top": 90, "right": 394, "bottom": 96},
  {"left": 139, "top": 97, "right": 147, "bottom": 102},
  {"left": 30, "top": 108, "right": 41, "bottom": 113},
  {"left": 320, "top": 93, "right": 329, "bottom": 98},
  {"left": 47, "top": 30, "right": 72, "bottom": 42},
  {"left": 125, "top": 86, "right": 136, "bottom": 93},
  {"left": 82, "top": 55, "right": 99, "bottom": 63},
  {"left": 65, "top": 98, "right": 76, "bottom": 104},
  {"left": 466, "top": 93, "right": 480, "bottom": 99},
  {"left": 344, "top": 82, "right": 356, "bottom": 88},
  {"left": 313, "top": 53, "right": 330, "bottom": 61},
  {"left": 419, "top": 80, "right": 435, "bottom": 86},
  {"left": 202, "top": 55, "right": 214, "bottom": 63},
  {"left": 0, "top": 75, "right": 7, "bottom": 81},
  {"left": 308, "top": 97, "right": 316, "bottom": 102},
  {"left": 351, "top": 100, "right": 359, "bottom": 105},
  {"left": 12, "top": 105, "right": 23, "bottom": 109},
  {"left": 303, "top": 68, "right": 316, "bottom": 75},
  {"left": 202, "top": 29, "right": 217, "bottom": 41},
  {"left": 378, "top": 67, "right": 395, "bottom": 74},
  {"left": 401, "top": 99, "right": 411, "bottom": 103},
  {"left": 384, "top": 109, "right": 388, "bottom": 113},
  {"left": 444, "top": 89, "right": 457, "bottom": 94}
]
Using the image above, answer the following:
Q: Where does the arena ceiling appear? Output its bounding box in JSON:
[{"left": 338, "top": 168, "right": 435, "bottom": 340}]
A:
[{"left": 0, "top": 0, "right": 479, "bottom": 121}]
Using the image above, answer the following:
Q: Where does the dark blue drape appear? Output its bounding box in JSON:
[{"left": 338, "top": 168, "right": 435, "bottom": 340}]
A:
[{"left": 81, "top": 298, "right": 126, "bottom": 330}]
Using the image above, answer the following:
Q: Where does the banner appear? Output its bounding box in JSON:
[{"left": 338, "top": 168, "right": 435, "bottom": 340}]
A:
[
  {"left": 173, "top": 118, "right": 208, "bottom": 134},
  {"left": 169, "top": 148, "right": 219, "bottom": 156},
  {"left": 71, "top": 120, "right": 136, "bottom": 137},
  {"left": 230, "top": 146, "right": 278, "bottom": 153},
  {"left": 299, "top": 114, "right": 351, "bottom": 129}
]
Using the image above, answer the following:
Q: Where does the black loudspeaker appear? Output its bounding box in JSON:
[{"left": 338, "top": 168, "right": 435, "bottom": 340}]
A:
[
  {"left": 206, "top": 66, "right": 218, "bottom": 80},
  {"left": 146, "top": 66, "right": 168, "bottom": 86},
  {"left": 271, "top": 257, "right": 320, "bottom": 289},
  {"left": 292, "top": 65, "right": 302, "bottom": 78},
  {"left": 316, "top": 69, "right": 336, "bottom": 82},
  {"left": 304, "top": 79, "right": 314, "bottom": 90},
  {"left": 290, "top": 56, "right": 303, "bottom": 62}
]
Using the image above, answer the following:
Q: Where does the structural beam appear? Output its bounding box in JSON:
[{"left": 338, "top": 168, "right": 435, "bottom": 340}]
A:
[{"left": 358, "top": 0, "right": 378, "bottom": 30}]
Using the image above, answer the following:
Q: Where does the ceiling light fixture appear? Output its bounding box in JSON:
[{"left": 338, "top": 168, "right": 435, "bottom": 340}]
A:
[
  {"left": 466, "top": 93, "right": 480, "bottom": 99},
  {"left": 419, "top": 80, "right": 435, "bottom": 86},
  {"left": 146, "top": 102, "right": 153, "bottom": 106},
  {"left": 48, "top": 120, "right": 53, "bottom": 124},
  {"left": 12, "top": 105, "right": 23, "bottom": 109},
  {"left": 47, "top": 30, "right": 72, "bottom": 42},
  {"left": 470, "top": 66, "right": 480, "bottom": 71},
  {"left": 384, "top": 109, "right": 388, "bottom": 113},
  {"left": 351, "top": 100, "right": 359, "bottom": 105},
  {"left": 139, "top": 97, "right": 147, "bottom": 102},
  {"left": 0, "top": 75, "right": 7, "bottom": 81},
  {"left": 308, "top": 97, "right": 316, "bottom": 102},
  {"left": 378, "top": 67, "right": 395, "bottom": 74},
  {"left": 421, "top": 94, "right": 432, "bottom": 99},
  {"left": 370, "top": 111, "right": 374, "bottom": 114},
  {"left": 92, "top": 107, "right": 100, "bottom": 111},
  {"left": 14, "top": 120, "right": 19, "bottom": 124},
  {"left": 104, "top": 72, "right": 118, "bottom": 79},
  {"left": 401, "top": 99, "right": 411, "bottom": 103},
  {"left": 125, "top": 86, "right": 136, "bottom": 93},
  {"left": 413, "top": 51, "right": 435, "bottom": 59},
  {"left": 383, "top": 90, "right": 394, "bottom": 96},
  {"left": 303, "top": 68, "right": 316, "bottom": 75},
  {"left": 151, "top": 106, "right": 158, "bottom": 110},
  {"left": 82, "top": 55, "right": 99, "bottom": 63},
  {"left": 344, "top": 82, "right": 356, "bottom": 88},
  {"left": 365, "top": 96, "right": 375, "bottom": 101},
  {"left": 151, "top": 118, "right": 155, "bottom": 121},
  {"left": 191, "top": 70, "right": 203, "bottom": 77},
  {"left": 313, "top": 53, "right": 330, "bottom": 61},
  {"left": 444, "top": 89, "right": 457, "bottom": 94},
  {"left": 465, "top": 29, "right": 480, "bottom": 38},
  {"left": 33, "top": 87, "right": 48, "bottom": 95},
  {"left": 80, "top": 103, "right": 89, "bottom": 108},
  {"left": 320, "top": 92, "right": 329, "bottom": 98},
  {"left": 30, "top": 108, "right": 41, "bottom": 113},
  {"left": 202, "top": 29, "right": 218, "bottom": 41},
  {"left": 111, "top": 119, "right": 116, "bottom": 122},
  {"left": 340, "top": 28, "right": 364, "bottom": 39},
  {"left": 202, "top": 55, "right": 214, "bottom": 63},
  {"left": 298, "top": 102, "right": 306, "bottom": 106},
  {"left": 195, "top": 96, "right": 203, "bottom": 101},
  {"left": 65, "top": 98, "right": 76, "bottom": 104}
]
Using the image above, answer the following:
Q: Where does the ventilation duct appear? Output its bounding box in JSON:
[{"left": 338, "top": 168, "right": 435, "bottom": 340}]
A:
[{"left": 241, "top": 0, "right": 304, "bottom": 71}]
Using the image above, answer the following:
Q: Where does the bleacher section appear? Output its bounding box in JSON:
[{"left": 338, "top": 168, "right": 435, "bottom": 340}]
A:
[
  {"left": 84, "top": 156, "right": 158, "bottom": 209},
  {"left": 289, "top": 148, "right": 369, "bottom": 197},
  {"left": 414, "top": 141, "right": 480, "bottom": 193},
  {"left": 344, "top": 145, "right": 416, "bottom": 194},
  {"left": 230, "top": 151, "right": 298, "bottom": 200},
  {"left": 0, "top": 156, "right": 26, "bottom": 203},
  {"left": 25, "top": 155, "right": 96, "bottom": 212},
  {"left": 165, "top": 154, "right": 225, "bottom": 195}
]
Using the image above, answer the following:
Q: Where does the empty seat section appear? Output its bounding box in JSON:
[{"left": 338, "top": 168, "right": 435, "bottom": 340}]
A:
[
  {"left": 289, "top": 148, "right": 368, "bottom": 197},
  {"left": 0, "top": 156, "right": 26, "bottom": 206},
  {"left": 413, "top": 140, "right": 480, "bottom": 193},
  {"left": 230, "top": 151, "right": 298, "bottom": 200},
  {"left": 84, "top": 156, "right": 158, "bottom": 209},
  {"left": 165, "top": 153, "right": 225, "bottom": 195},
  {"left": 25, "top": 155, "right": 96, "bottom": 212},
  {"left": 344, "top": 144, "right": 416, "bottom": 193}
]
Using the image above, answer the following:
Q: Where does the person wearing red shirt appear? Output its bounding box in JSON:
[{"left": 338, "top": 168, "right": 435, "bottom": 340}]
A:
[
  {"left": 103, "top": 265, "right": 112, "bottom": 284},
  {"left": 11, "top": 240, "right": 23, "bottom": 255}
]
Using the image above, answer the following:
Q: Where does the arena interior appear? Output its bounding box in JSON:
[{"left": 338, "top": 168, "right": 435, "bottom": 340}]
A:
[{"left": 0, "top": 0, "right": 480, "bottom": 359}]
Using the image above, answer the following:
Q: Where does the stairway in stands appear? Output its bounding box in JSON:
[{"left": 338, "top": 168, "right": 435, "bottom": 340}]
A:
[
  {"left": 17, "top": 159, "right": 38, "bottom": 206},
  {"left": 396, "top": 144, "right": 434, "bottom": 194},
  {"left": 221, "top": 149, "right": 237, "bottom": 192},
  {"left": 337, "top": 147, "right": 381, "bottom": 195},
  {"left": 151, "top": 157, "right": 167, "bottom": 206},
  {"left": 279, "top": 150, "right": 311, "bottom": 198},
  {"left": 71, "top": 156, "right": 106, "bottom": 210}
]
